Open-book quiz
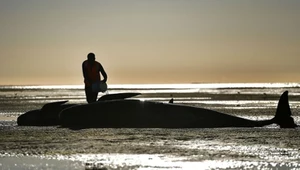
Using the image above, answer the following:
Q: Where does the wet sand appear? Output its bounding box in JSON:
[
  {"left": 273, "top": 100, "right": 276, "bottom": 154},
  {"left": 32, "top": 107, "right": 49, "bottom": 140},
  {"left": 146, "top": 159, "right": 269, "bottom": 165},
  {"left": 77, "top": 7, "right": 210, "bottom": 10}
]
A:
[
  {"left": 1, "top": 112, "right": 300, "bottom": 169},
  {"left": 1, "top": 85, "right": 300, "bottom": 169}
]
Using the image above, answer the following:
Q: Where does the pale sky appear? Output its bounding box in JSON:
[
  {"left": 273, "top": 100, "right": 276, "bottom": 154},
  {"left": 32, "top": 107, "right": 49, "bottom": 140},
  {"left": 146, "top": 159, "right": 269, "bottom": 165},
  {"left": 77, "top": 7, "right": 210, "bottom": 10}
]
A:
[{"left": 0, "top": 0, "right": 299, "bottom": 85}]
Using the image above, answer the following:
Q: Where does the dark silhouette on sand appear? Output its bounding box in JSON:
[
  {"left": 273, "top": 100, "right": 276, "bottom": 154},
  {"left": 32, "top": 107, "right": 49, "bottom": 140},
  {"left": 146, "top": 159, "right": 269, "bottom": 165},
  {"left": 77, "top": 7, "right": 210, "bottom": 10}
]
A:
[
  {"left": 17, "top": 101, "right": 76, "bottom": 126},
  {"left": 82, "top": 52, "right": 108, "bottom": 103},
  {"left": 17, "top": 93, "right": 140, "bottom": 126},
  {"left": 18, "top": 91, "right": 298, "bottom": 128}
]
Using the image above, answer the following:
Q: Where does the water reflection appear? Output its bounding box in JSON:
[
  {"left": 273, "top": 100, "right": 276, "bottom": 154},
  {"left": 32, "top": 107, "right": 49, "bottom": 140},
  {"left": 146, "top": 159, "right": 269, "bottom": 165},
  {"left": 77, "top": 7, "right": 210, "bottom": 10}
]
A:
[{"left": 2, "top": 153, "right": 299, "bottom": 170}]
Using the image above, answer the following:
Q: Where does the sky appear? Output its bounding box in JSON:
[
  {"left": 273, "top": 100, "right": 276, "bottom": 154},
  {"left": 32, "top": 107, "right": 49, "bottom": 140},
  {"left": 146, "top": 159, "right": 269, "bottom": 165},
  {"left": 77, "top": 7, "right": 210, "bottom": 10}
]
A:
[{"left": 0, "top": 0, "right": 299, "bottom": 85}]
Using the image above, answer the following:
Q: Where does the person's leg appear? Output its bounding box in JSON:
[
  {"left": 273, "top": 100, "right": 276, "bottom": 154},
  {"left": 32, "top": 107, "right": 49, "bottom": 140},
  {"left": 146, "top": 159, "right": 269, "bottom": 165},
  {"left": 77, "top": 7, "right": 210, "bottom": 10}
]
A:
[
  {"left": 85, "top": 86, "right": 99, "bottom": 103},
  {"left": 85, "top": 86, "right": 95, "bottom": 103},
  {"left": 90, "top": 91, "right": 99, "bottom": 103}
]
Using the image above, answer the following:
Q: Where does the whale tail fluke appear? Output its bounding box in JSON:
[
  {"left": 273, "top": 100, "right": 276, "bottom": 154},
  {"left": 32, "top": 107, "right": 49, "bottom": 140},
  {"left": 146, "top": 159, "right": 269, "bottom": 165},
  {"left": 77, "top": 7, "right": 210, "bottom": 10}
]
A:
[{"left": 274, "top": 91, "right": 297, "bottom": 128}]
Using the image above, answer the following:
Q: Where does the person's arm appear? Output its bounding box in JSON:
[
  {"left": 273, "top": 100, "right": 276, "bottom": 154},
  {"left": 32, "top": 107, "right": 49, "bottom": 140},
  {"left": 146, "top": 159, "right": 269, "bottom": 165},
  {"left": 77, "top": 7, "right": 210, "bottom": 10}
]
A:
[{"left": 99, "top": 63, "right": 108, "bottom": 83}]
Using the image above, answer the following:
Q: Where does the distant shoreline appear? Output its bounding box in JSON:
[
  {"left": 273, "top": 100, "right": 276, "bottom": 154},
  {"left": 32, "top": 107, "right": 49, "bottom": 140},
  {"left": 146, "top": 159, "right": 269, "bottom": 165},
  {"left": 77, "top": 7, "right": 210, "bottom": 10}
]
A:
[{"left": 0, "top": 82, "right": 300, "bottom": 90}]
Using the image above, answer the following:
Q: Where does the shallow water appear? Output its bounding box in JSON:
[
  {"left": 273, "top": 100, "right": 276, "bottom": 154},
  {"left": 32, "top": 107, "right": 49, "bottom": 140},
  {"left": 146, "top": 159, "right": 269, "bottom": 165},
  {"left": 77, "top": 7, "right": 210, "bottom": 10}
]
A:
[
  {"left": 1, "top": 83, "right": 300, "bottom": 169},
  {"left": 1, "top": 125, "right": 300, "bottom": 169}
]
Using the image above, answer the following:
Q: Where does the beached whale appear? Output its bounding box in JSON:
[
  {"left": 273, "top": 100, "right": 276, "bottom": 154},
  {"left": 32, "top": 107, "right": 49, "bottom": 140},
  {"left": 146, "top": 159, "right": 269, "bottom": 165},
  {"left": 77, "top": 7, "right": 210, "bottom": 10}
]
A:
[
  {"left": 59, "top": 91, "right": 297, "bottom": 128},
  {"left": 17, "top": 101, "right": 75, "bottom": 126},
  {"left": 17, "top": 93, "right": 141, "bottom": 126}
]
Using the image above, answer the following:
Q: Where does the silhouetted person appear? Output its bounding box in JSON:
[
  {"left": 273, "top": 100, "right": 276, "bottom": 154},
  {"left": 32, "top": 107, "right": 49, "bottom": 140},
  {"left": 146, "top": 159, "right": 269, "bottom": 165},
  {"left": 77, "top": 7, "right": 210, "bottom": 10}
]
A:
[{"left": 82, "top": 52, "right": 108, "bottom": 103}]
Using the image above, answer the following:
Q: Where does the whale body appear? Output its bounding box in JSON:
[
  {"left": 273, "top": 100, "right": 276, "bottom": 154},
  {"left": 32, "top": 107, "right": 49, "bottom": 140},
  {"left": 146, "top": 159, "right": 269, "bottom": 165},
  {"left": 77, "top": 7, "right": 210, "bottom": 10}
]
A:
[
  {"left": 17, "top": 93, "right": 141, "bottom": 126},
  {"left": 59, "top": 91, "right": 298, "bottom": 128},
  {"left": 17, "top": 101, "right": 76, "bottom": 126}
]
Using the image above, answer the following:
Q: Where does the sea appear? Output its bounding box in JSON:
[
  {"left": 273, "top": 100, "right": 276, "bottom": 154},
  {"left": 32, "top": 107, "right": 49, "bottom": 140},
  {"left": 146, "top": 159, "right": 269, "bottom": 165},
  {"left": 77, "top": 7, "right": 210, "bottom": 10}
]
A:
[{"left": 0, "top": 83, "right": 300, "bottom": 170}]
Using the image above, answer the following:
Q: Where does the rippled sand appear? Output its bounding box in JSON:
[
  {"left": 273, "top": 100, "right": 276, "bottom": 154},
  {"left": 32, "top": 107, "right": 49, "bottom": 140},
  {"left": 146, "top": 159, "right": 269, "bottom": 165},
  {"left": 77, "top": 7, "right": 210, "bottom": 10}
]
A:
[{"left": 1, "top": 119, "right": 300, "bottom": 169}]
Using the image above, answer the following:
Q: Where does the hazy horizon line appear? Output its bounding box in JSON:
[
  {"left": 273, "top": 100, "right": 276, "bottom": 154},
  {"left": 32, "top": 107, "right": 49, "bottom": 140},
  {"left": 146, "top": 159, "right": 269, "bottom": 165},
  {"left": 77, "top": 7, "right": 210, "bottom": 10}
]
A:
[{"left": 1, "top": 82, "right": 300, "bottom": 90}]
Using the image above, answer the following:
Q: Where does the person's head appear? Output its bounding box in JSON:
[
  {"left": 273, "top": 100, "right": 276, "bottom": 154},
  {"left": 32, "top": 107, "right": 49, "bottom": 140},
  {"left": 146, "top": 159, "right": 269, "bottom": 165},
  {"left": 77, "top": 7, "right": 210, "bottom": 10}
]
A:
[{"left": 87, "top": 53, "right": 96, "bottom": 63}]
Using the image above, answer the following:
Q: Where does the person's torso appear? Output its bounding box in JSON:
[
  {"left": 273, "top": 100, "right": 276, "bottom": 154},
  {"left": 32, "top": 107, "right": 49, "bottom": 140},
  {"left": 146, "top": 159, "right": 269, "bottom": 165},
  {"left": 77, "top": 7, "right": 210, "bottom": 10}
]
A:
[{"left": 83, "top": 61, "right": 101, "bottom": 85}]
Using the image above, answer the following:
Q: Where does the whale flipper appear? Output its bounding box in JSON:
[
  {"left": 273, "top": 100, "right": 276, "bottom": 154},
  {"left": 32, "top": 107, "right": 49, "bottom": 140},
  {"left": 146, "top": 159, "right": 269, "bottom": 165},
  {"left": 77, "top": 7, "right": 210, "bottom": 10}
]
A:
[{"left": 274, "top": 91, "right": 297, "bottom": 128}]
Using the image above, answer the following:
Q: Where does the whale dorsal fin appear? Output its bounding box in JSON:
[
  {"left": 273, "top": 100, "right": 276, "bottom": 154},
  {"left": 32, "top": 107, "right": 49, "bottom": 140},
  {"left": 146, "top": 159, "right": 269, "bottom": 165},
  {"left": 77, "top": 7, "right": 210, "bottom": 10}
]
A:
[
  {"left": 169, "top": 98, "right": 174, "bottom": 103},
  {"left": 41, "top": 101, "right": 69, "bottom": 112},
  {"left": 98, "top": 93, "right": 141, "bottom": 101}
]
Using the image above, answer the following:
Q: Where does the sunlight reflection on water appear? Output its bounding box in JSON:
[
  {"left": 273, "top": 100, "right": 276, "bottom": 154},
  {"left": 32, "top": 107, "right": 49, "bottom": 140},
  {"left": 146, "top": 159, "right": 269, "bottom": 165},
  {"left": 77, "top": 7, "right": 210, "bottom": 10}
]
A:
[
  {"left": 173, "top": 140, "right": 300, "bottom": 162},
  {"left": 2, "top": 153, "right": 300, "bottom": 170}
]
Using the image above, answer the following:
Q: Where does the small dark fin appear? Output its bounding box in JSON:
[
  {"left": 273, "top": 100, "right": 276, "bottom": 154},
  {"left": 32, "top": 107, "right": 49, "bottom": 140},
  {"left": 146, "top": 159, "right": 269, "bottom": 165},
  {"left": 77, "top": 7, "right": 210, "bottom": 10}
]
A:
[
  {"left": 169, "top": 98, "right": 174, "bottom": 103},
  {"left": 41, "top": 101, "right": 69, "bottom": 112},
  {"left": 274, "top": 91, "right": 297, "bottom": 128},
  {"left": 98, "top": 92, "right": 141, "bottom": 101}
]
